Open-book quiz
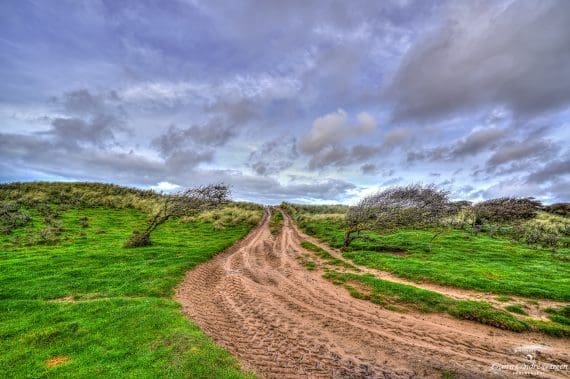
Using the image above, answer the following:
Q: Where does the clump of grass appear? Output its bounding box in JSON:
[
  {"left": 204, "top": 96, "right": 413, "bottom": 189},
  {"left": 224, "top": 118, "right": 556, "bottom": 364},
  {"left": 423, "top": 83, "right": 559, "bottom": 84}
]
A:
[
  {"left": 304, "top": 260, "right": 317, "bottom": 270},
  {"left": 505, "top": 304, "right": 528, "bottom": 315},
  {"left": 544, "top": 305, "right": 570, "bottom": 326},
  {"left": 123, "top": 230, "right": 151, "bottom": 248},
  {"left": 269, "top": 208, "right": 284, "bottom": 235},
  {"left": 324, "top": 271, "right": 535, "bottom": 333},
  {"left": 0, "top": 202, "right": 31, "bottom": 234},
  {"left": 300, "top": 241, "right": 357, "bottom": 270},
  {"left": 192, "top": 204, "right": 263, "bottom": 229},
  {"left": 496, "top": 295, "right": 512, "bottom": 302},
  {"left": 78, "top": 216, "right": 89, "bottom": 228},
  {"left": 526, "top": 319, "right": 570, "bottom": 337},
  {"left": 296, "top": 255, "right": 317, "bottom": 271},
  {"left": 448, "top": 301, "right": 528, "bottom": 332}
]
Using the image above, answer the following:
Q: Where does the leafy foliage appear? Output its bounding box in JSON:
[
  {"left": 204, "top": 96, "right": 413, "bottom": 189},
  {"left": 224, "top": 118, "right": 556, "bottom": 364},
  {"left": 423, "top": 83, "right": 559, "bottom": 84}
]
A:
[{"left": 343, "top": 184, "right": 454, "bottom": 248}]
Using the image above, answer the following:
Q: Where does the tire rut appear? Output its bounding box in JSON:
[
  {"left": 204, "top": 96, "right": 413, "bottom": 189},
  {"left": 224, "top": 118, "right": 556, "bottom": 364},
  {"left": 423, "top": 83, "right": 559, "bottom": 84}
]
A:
[{"left": 176, "top": 209, "right": 570, "bottom": 378}]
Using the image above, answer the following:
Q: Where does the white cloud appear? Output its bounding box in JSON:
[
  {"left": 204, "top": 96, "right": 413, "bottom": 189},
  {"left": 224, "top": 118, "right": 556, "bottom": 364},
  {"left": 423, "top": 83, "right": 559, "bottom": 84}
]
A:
[{"left": 149, "top": 181, "right": 181, "bottom": 192}]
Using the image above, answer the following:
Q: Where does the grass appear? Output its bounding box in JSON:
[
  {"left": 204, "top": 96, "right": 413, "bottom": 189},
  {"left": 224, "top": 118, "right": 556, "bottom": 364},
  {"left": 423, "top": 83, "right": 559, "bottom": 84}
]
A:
[
  {"left": 544, "top": 305, "right": 570, "bottom": 326},
  {"left": 269, "top": 208, "right": 284, "bottom": 235},
  {"left": 0, "top": 206, "right": 257, "bottom": 377},
  {"left": 303, "top": 260, "right": 317, "bottom": 270},
  {"left": 505, "top": 304, "right": 528, "bottom": 315},
  {"left": 0, "top": 299, "right": 251, "bottom": 377},
  {"left": 323, "top": 271, "right": 529, "bottom": 332},
  {"left": 300, "top": 240, "right": 357, "bottom": 270},
  {"left": 297, "top": 218, "right": 570, "bottom": 301},
  {"left": 322, "top": 271, "right": 570, "bottom": 336}
]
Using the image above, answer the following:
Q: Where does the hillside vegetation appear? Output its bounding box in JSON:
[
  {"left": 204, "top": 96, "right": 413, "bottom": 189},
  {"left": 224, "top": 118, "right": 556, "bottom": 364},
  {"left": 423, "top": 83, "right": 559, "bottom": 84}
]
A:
[
  {"left": 284, "top": 200, "right": 570, "bottom": 335},
  {"left": 0, "top": 182, "right": 261, "bottom": 377}
]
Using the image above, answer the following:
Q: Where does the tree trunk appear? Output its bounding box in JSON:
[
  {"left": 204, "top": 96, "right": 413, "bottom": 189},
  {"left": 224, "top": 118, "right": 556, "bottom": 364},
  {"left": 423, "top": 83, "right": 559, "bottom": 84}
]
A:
[{"left": 343, "top": 230, "right": 353, "bottom": 248}]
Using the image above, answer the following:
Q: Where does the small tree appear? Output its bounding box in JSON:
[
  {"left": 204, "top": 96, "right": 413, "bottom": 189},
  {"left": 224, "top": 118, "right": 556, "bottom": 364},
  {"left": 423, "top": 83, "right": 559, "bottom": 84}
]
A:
[
  {"left": 344, "top": 184, "right": 454, "bottom": 250},
  {"left": 124, "top": 184, "right": 230, "bottom": 247}
]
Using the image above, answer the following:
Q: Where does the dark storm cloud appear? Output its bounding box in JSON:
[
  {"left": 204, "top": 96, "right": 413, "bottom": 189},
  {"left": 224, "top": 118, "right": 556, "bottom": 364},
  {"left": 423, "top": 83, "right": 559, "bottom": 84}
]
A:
[
  {"left": 152, "top": 122, "right": 235, "bottom": 158},
  {"left": 486, "top": 139, "right": 559, "bottom": 172},
  {"left": 407, "top": 127, "right": 510, "bottom": 163},
  {"left": 227, "top": 175, "right": 357, "bottom": 203},
  {"left": 526, "top": 156, "right": 570, "bottom": 184},
  {"left": 248, "top": 137, "right": 298, "bottom": 176},
  {"left": 360, "top": 163, "right": 378, "bottom": 175},
  {"left": 452, "top": 127, "right": 508, "bottom": 158},
  {"left": 0, "top": 133, "right": 164, "bottom": 185},
  {"left": 386, "top": 1, "right": 570, "bottom": 122},
  {"left": 41, "top": 89, "right": 127, "bottom": 149}
]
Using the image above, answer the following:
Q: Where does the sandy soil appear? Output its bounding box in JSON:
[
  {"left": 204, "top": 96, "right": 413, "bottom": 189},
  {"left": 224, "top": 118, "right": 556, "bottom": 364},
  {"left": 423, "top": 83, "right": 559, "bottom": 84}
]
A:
[
  {"left": 175, "top": 210, "right": 570, "bottom": 378},
  {"left": 293, "top": 224, "right": 568, "bottom": 321}
]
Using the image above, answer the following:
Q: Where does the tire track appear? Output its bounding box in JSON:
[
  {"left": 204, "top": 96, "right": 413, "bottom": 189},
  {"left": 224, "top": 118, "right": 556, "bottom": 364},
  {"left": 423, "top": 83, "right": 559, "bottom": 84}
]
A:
[{"left": 176, "top": 209, "right": 570, "bottom": 378}]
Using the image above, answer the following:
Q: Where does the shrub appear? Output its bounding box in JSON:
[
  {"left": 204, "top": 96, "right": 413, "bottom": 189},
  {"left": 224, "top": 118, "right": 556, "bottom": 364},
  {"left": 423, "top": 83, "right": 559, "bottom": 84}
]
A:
[
  {"left": 0, "top": 202, "right": 30, "bottom": 234},
  {"left": 38, "top": 226, "right": 62, "bottom": 245},
  {"left": 124, "top": 231, "right": 151, "bottom": 248},
  {"left": 544, "top": 203, "right": 570, "bottom": 217},
  {"left": 473, "top": 197, "right": 541, "bottom": 225},
  {"left": 78, "top": 216, "right": 89, "bottom": 228}
]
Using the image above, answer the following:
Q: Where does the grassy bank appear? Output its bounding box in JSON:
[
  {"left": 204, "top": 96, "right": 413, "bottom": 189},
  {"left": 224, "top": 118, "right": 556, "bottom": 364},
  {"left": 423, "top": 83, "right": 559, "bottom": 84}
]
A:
[
  {"left": 297, "top": 218, "right": 570, "bottom": 301},
  {"left": 0, "top": 186, "right": 260, "bottom": 377},
  {"left": 324, "top": 271, "right": 570, "bottom": 336}
]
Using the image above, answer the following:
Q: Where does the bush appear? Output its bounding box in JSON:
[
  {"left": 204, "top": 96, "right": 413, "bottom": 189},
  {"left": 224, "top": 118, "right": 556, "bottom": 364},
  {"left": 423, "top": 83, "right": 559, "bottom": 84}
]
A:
[
  {"left": 0, "top": 202, "right": 30, "bottom": 234},
  {"left": 124, "top": 231, "right": 151, "bottom": 248},
  {"left": 511, "top": 221, "right": 562, "bottom": 249},
  {"left": 474, "top": 197, "right": 541, "bottom": 225},
  {"left": 78, "top": 216, "right": 89, "bottom": 228},
  {"left": 38, "top": 226, "right": 62, "bottom": 245},
  {"left": 544, "top": 203, "right": 570, "bottom": 217}
]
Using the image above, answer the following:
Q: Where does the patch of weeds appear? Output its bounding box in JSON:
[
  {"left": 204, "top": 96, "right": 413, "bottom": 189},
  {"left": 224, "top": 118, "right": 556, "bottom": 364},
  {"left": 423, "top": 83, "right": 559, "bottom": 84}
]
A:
[
  {"left": 505, "top": 304, "right": 528, "bottom": 315},
  {"left": 544, "top": 306, "right": 570, "bottom": 326},
  {"left": 448, "top": 301, "right": 529, "bottom": 332},
  {"left": 496, "top": 295, "right": 512, "bottom": 302},
  {"left": 269, "top": 209, "right": 284, "bottom": 235},
  {"left": 324, "top": 271, "right": 533, "bottom": 333},
  {"left": 301, "top": 241, "right": 358, "bottom": 270},
  {"left": 526, "top": 319, "right": 570, "bottom": 337}
]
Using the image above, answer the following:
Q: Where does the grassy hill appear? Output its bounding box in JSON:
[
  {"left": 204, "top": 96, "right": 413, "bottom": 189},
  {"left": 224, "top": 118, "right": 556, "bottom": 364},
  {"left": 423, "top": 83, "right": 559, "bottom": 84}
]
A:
[{"left": 0, "top": 182, "right": 261, "bottom": 377}]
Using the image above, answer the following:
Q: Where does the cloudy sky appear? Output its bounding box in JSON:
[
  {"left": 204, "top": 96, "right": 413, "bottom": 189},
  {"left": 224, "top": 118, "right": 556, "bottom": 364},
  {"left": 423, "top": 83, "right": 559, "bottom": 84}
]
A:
[{"left": 1, "top": 0, "right": 569, "bottom": 204}]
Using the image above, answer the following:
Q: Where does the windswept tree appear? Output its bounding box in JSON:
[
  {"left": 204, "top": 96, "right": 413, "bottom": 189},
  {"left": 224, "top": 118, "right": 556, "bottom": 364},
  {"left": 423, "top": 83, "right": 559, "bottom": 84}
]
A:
[
  {"left": 344, "top": 184, "right": 454, "bottom": 250},
  {"left": 125, "top": 184, "right": 230, "bottom": 247}
]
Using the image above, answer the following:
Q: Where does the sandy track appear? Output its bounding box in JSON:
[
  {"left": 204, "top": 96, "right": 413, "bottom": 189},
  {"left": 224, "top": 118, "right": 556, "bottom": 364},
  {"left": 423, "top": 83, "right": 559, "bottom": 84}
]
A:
[
  {"left": 293, "top": 224, "right": 568, "bottom": 321},
  {"left": 176, "top": 210, "right": 569, "bottom": 378}
]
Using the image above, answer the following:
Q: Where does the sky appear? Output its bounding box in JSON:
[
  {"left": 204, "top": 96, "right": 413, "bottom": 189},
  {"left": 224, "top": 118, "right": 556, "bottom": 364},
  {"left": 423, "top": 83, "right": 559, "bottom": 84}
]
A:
[{"left": 1, "top": 0, "right": 569, "bottom": 204}]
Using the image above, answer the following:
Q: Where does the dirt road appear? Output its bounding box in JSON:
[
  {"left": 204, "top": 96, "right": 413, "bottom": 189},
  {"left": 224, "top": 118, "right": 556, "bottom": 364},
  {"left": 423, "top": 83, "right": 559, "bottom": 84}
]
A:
[{"left": 176, "top": 210, "right": 569, "bottom": 378}]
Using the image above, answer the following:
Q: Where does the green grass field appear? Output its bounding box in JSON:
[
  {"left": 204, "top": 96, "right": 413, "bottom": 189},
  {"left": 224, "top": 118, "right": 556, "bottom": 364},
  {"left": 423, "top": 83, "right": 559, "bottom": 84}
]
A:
[
  {"left": 298, "top": 218, "right": 570, "bottom": 301},
  {"left": 0, "top": 207, "right": 257, "bottom": 377}
]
